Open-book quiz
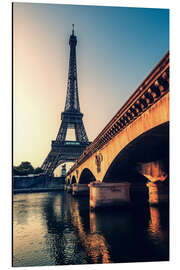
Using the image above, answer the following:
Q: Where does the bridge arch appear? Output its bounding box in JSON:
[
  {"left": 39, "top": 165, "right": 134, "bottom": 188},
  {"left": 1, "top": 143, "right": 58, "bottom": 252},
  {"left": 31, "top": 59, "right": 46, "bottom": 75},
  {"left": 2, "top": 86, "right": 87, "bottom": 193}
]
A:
[
  {"left": 102, "top": 121, "right": 169, "bottom": 183},
  {"left": 66, "top": 55, "right": 169, "bottom": 187},
  {"left": 79, "top": 168, "right": 96, "bottom": 184},
  {"left": 71, "top": 175, "right": 77, "bottom": 184},
  {"left": 66, "top": 177, "right": 70, "bottom": 185}
]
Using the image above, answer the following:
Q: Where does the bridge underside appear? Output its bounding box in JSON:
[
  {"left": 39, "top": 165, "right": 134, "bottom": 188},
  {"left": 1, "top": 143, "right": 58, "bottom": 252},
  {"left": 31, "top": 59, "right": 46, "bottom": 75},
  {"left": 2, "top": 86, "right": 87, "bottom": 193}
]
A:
[
  {"left": 103, "top": 122, "right": 169, "bottom": 183},
  {"left": 65, "top": 52, "right": 169, "bottom": 208},
  {"left": 79, "top": 168, "right": 96, "bottom": 184},
  {"left": 66, "top": 122, "right": 169, "bottom": 208}
]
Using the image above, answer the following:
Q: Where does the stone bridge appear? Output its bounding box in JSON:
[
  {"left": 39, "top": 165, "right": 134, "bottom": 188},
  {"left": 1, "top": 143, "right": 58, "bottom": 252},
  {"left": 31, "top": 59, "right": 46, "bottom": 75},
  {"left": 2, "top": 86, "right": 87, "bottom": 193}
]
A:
[{"left": 65, "top": 52, "right": 169, "bottom": 209}]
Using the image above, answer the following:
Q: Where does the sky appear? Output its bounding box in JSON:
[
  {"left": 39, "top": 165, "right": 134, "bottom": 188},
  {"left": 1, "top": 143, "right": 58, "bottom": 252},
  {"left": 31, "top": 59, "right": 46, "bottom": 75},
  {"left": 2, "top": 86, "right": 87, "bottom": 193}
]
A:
[{"left": 13, "top": 2, "right": 169, "bottom": 175}]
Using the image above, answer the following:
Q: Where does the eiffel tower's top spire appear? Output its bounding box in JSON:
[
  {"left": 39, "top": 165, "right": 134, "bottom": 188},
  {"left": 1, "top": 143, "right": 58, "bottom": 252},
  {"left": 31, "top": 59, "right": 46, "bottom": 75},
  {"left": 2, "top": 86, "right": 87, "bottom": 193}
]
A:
[
  {"left": 65, "top": 26, "right": 80, "bottom": 112},
  {"left": 42, "top": 25, "right": 90, "bottom": 175},
  {"left": 41, "top": 27, "right": 89, "bottom": 175}
]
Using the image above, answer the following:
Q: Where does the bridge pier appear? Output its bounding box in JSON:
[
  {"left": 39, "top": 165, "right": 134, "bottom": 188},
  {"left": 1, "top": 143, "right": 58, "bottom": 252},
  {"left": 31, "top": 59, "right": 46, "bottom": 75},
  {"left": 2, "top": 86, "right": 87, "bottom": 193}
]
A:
[
  {"left": 146, "top": 181, "right": 169, "bottom": 205},
  {"left": 136, "top": 160, "right": 169, "bottom": 205},
  {"left": 66, "top": 184, "right": 73, "bottom": 193},
  {"left": 130, "top": 182, "right": 149, "bottom": 205},
  {"left": 72, "top": 183, "right": 89, "bottom": 196},
  {"left": 89, "top": 182, "right": 131, "bottom": 209}
]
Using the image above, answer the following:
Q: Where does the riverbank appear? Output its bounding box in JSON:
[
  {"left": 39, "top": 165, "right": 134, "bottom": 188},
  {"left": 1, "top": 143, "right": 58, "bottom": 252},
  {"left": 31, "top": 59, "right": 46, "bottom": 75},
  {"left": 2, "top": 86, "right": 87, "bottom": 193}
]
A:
[
  {"left": 13, "top": 185, "right": 65, "bottom": 194},
  {"left": 13, "top": 174, "right": 65, "bottom": 193}
]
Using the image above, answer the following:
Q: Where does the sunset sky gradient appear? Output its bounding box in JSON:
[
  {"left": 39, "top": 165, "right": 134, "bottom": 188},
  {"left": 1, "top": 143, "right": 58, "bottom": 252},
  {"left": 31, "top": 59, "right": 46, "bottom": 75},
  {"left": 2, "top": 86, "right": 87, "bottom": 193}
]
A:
[{"left": 13, "top": 3, "right": 169, "bottom": 175}]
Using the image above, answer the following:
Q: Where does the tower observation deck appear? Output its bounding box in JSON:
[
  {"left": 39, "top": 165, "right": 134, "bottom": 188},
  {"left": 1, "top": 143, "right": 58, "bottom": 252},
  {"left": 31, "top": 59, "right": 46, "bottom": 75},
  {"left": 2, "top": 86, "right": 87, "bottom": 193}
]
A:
[{"left": 42, "top": 25, "right": 90, "bottom": 175}]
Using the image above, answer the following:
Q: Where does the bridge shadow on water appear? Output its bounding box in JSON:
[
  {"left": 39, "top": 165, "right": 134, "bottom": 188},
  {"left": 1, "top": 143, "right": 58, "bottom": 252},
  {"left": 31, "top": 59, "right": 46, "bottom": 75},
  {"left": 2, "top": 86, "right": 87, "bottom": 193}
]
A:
[{"left": 41, "top": 192, "right": 169, "bottom": 265}]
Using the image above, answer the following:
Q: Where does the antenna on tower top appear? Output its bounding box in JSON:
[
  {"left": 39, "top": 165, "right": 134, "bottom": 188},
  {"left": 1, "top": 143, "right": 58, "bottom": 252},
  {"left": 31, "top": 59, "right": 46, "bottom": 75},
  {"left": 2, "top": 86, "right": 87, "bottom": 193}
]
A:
[{"left": 72, "top": 24, "right": 74, "bottom": 35}]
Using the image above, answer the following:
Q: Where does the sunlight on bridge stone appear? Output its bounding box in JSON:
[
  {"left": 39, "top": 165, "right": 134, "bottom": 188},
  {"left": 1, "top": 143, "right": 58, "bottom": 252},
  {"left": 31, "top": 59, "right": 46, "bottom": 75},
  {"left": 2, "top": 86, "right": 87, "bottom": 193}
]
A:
[
  {"left": 66, "top": 52, "right": 169, "bottom": 211},
  {"left": 137, "top": 160, "right": 168, "bottom": 182},
  {"left": 72, "top": 183, "right": 89, "bottom": 196},
  {"left": 89, "top": 182, "right": 131, "bottom": 209},
  {"left": 13, "top": 6, "right": 169, "bottom": 266}
]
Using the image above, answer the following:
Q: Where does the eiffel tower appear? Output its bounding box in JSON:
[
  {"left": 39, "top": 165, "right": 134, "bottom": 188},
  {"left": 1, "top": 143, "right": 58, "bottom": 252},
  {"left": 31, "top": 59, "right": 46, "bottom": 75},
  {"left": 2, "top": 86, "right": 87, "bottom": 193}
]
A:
[{"left": 42, "top": 25, "right": 90, "bottom": 175}]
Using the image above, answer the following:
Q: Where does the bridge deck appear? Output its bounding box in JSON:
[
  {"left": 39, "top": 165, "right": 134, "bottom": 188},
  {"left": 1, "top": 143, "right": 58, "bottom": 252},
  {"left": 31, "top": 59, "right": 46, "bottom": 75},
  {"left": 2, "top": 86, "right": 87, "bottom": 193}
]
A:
[{"left": 67, "top": 51, "right": 169, "bottom": 177}]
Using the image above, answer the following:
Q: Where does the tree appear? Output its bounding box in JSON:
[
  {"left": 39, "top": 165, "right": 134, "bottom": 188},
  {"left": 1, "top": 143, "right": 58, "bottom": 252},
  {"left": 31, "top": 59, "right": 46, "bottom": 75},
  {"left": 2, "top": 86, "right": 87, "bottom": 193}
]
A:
[
  {"left": 13, "top": 162, "right": 44, "bottom": 176},
  {"left": 34, "top": 167, "right": 44, "bottom": 174},
  {"left": 13, "top": 161, "right": 34, "bottom": 176},
  {"left": 13, "top": 166, "right": 24, "bottom": 176},
  {"left": 19, "top": 162, "right": 34, "bottom": 174}
]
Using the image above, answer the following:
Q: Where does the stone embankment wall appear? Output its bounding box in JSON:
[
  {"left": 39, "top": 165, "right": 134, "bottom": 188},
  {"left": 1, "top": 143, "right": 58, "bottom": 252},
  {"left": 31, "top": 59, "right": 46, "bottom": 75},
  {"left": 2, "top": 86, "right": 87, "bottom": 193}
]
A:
[{"left": 13, "top": 174, "right": 65, "bottom": 191}]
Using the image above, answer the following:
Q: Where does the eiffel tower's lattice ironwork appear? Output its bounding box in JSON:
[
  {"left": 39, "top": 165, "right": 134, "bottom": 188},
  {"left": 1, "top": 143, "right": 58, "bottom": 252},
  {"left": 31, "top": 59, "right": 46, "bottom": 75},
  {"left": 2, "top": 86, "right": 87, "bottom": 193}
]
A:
[{"left": 42, "top": 25, "right": 90, "bottom": 175}]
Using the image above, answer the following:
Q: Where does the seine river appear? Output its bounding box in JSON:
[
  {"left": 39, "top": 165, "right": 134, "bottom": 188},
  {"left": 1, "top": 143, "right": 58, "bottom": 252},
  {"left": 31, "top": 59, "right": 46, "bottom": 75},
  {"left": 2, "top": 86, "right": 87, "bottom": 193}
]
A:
[{"left": 13, "top": 191, "right": 169, "bottom": 267}]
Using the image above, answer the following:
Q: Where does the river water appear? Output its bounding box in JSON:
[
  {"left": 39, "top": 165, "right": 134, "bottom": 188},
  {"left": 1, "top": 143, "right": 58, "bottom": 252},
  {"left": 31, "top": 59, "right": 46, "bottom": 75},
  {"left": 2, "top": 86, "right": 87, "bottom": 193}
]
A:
[{"left": 13, "top": 191, "right": 169, "bottom": 267}]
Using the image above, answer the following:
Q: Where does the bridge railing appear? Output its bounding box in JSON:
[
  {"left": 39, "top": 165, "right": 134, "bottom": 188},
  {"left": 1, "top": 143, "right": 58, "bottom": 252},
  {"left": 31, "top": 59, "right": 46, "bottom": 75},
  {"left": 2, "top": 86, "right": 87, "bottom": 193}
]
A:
[{"left": 66, "top": 51, "right": 169, "bottom": 176}]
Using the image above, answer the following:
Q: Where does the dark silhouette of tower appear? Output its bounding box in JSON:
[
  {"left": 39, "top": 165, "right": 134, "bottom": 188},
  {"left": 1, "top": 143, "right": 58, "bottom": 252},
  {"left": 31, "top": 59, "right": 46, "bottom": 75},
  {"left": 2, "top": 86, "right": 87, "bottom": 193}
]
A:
[{"left": 42, "top": 25, "right": 90, "bottom": 175}]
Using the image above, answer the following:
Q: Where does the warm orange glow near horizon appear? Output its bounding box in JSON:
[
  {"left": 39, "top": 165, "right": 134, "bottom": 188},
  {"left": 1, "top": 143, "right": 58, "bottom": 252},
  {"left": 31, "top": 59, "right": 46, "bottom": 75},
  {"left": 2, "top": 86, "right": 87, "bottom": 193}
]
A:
[
  {"left": 13, "top": 6, "right": 120, "bottom": 175},
  {"left": 13, "top": 7, "right": 69, "bottom": 172},
  {"left": 13, "top": 3, "right": 169, "bottom": 176}
]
